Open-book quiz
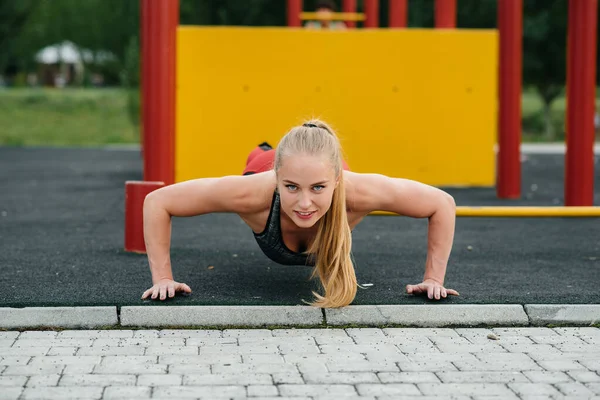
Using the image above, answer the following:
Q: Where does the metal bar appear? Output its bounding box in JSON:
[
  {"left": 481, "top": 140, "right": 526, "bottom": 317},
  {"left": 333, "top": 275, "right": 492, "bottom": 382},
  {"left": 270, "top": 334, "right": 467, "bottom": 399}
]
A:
[
  {"left": 565, "top": 0, "right": 597, "bottom": 206},
  {"left": 300, "top": 12, "right": 365, "bottom": 21},
  {"left": 389, "top": 0, "right": 408, "bottom": 28},
  {"left": 371, "top": 207, "right": 600, "bottom": 217},
  {"left": 342, "top": 0, "right": 357, "bottom": 28},
  {"left": 140, "top": 0, "right": 177, "bottom": 185},
  {"left": 287, "top": 0, "right": 303, "bottom": 27},
  {"left": 364, "top": 0, "right": 379, "bottom": 28},
  {"left": 435, "top": 0, "right": 456, "bottom": 28},
  {"left": 497, "top": 0, "right": 522, "bottom": 199}
]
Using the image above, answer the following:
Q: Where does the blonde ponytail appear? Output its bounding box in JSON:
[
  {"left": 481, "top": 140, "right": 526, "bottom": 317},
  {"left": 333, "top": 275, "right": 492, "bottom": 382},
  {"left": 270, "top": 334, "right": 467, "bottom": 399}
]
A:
[{"left": 275, "top": 119, "right": 357, "bottom": 308}]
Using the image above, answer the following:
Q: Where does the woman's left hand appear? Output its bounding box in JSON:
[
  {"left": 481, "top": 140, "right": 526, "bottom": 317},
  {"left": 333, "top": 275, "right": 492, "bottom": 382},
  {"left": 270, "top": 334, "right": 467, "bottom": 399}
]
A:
[{"left": 406, "top": 279, "right": 459, "bottom": 300}]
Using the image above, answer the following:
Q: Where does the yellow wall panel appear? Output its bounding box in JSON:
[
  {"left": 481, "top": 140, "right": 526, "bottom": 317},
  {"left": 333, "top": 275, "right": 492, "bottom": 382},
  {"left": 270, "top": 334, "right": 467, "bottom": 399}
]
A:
[{"left": 176, "top": 27, "right": 497, "bottom": 186}]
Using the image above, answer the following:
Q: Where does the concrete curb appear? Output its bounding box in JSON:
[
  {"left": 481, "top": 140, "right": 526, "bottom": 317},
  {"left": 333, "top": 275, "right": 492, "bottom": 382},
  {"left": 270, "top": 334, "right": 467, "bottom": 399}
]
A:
[
  {"left": 120, "top": 305, "right": 323, "bottom": 327},
  {"left": 0, "top": 305, "right": 598, "bottom": 329},
  {"left": 0, "top": 307, "right": 117, "bottom": 329},
  {"left": 325, "top": 304, "right": 529, "bottom": 327},
  {"left": 525, "top": 304, "right": 600, "bottom": 325}
]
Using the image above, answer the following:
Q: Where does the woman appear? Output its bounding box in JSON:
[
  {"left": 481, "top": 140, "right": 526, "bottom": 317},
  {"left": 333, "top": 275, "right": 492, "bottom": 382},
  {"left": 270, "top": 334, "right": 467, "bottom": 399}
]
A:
[{"left": 142, "top": 119, "right": 459, "bottom": 308}]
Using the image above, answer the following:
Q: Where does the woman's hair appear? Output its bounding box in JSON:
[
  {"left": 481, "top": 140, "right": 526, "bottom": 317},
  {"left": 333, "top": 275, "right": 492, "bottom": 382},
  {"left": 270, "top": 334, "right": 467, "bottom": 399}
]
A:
[{"left": 274, "top": 119, "right": 357, "bottom": 308}]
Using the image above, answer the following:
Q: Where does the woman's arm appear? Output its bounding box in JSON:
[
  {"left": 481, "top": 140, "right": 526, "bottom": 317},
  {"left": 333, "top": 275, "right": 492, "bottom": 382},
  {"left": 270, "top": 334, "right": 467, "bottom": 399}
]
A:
[
  {"left": 347, "top": 172, "right": 459, "bottom": 299},
  {"left": 142, "top": 174, "right": 271, "bottom": 300}
]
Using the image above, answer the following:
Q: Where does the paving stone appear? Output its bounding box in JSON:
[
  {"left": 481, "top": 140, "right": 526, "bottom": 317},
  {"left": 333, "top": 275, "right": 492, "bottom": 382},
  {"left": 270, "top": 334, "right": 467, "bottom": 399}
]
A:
[
  {"left": 183, "top": 373, "right": 272, "bottom": 385},
  {"left": 555, "top": 382, "right": 596, "bottom": 396},
  {"left": 26, "top": 374, "right": 60, "bottom": 387},
  {"left": 0, "top": 387, "right": 23, "bottom": 400},
  {"left": 59, "top": 374, "right": 136, "bottom": 386},
  {"left": 302, "top": 372, "right": 379, "bottom": 384},
  {"left": 20, "top": 386, "right": 104, "bottom": 400},
  {"left": 247, "top": 385, "right": 279, "bottom": 397},
  {"left": 508, "top": 382, "right": 563, "bottom": 396},
  {"left": 278, "top": 384, "right": 357, "bottom": 397},
  {"left": 0, "top": 376, "right": 27, "bottom": 386},
  {"left": 153, "top": 385, "right": 246, "bottom": 397},
  {"left": 355, "top": 383, "right": 421, "bottom": 396},
  {"left": 522, "top": 371, "right": 573, "bottom": 383},
  {"left": 377, "top": 372, "right": 440, "bottom": 383},
  {"left": 566, "top": 370, "right": 600, "bottom": 383},
  {"left": 419, "top": 383, "right": 517, "bottom": 396},
  {"left": 436, "top": 371, "right": 529, "bottom": 383},
  {"left": 0, "top": 356, "right": 31, "bottom": 365},
  {"left": 103, "top": 386, "right": 151, "bottom": 399}
]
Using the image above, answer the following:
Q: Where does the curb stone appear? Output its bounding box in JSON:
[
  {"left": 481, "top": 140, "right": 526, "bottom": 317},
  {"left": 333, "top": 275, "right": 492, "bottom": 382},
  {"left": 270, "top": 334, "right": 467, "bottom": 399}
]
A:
[
  {"left": 324, "top": 304, "right": 529, "bottom": 327},
  {"left": 0, "top": 307, "right": 117, "bottom": 329},
  {"left": 525, "top": 304, "right": 600, "bottom": 325},
  {"left": 0, "top": 305, "right": 598, "bottom": 329},
  {"left": 120, "top": 305, "right": 324, "bottom": 327}
]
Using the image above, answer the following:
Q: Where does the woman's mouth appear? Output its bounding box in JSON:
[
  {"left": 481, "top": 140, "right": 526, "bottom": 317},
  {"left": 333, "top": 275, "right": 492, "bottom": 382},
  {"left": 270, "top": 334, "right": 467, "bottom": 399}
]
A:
[{"left": 294, "top": 211, "right": 316, "bottom": 220}]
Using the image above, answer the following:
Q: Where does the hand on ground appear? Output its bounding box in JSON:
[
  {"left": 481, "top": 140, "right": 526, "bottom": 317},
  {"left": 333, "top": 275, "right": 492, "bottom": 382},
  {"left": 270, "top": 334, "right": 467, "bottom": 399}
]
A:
[
  {"left": 406, "top": 279, "right": 459, "bottom": 300},
  {"left": 142, "top": 279, "right": 192, "bottom": 300}
]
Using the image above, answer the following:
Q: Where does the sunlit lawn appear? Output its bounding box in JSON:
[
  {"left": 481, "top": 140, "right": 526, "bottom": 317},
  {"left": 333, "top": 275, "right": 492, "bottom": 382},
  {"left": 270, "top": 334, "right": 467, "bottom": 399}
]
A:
[{"left": 0, "top": 88, "right": 139, "bottom": 146}]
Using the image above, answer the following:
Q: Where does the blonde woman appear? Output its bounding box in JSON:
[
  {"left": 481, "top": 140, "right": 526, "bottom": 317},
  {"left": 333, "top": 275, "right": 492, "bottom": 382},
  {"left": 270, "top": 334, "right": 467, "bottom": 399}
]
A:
[{"left": 142, "top": 120, "right": 459, "bottom": 308}]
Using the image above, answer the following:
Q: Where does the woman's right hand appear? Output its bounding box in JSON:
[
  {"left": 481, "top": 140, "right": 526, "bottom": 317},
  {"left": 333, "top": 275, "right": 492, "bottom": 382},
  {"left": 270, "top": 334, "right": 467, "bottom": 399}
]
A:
[{"left": 141, "top": 279, "right": 192, "bottom": 300}]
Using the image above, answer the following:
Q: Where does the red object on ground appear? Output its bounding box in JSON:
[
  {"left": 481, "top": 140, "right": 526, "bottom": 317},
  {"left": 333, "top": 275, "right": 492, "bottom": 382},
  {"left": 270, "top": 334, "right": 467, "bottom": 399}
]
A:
[
  {"left": 342, "top": 0, "right": 357, "bottom": 28},
  {"left": 435, "top": 0, "right": 456, "bottom": 28},
  {"left": 140, "top": 0, "right": 177, "bottom": 185},
  {"left": 565, "top": 0, "right": 597, "bottom": 206},
  {"left": 243, "top": 147, "right": 350, "bottom": 175},
  {"left": 287, "top": 0, "right": 302, "bottom": 27},
  {"left": 389, "top": 0, "right": 408, "bottom": 28},
  {"left": 364, "top": 0, "right": 379, "bottom": 28},
  {"left": 497, "top": 0, "right": 523, "bottom": 199},
  {"left": 125, "top": 181, "right": 165, "bottom": 253}
]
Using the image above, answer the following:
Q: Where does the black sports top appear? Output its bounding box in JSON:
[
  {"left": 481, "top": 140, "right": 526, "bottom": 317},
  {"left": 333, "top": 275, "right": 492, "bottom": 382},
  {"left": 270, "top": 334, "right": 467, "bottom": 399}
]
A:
[{"left": 253, "top": 191, "right": 315, "bottom": 266}]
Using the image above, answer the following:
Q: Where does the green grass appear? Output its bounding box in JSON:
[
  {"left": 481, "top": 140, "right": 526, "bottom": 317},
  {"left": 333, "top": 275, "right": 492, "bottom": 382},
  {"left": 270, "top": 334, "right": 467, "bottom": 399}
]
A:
[
  {"left": 0, "top": 88, "right": 139, "bottom": 146},
  {"left": 0, "top": 87, "right": 592, "bottom": 146}
]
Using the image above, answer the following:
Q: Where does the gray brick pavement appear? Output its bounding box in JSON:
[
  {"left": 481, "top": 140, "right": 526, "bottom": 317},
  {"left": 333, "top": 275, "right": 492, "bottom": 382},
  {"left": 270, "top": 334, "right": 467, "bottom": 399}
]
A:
[{"left": 0, "top": 327, "right": 599, "bottom": 398}]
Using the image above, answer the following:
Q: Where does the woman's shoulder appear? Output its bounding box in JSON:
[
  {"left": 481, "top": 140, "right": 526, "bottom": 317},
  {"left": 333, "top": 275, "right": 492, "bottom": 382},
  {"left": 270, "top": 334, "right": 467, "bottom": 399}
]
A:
[
  {"left": 343, "top": 171, "right": 392, "bottom": 214},
  {"left": 235, "top": 170, "right": 278, "bottom": 214}
]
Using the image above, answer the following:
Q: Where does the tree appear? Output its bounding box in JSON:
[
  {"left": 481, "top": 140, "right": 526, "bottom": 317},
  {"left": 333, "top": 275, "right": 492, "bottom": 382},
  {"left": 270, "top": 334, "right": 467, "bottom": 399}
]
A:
[
  {"left": 522, "top": 0, "right": 568, "bottom": 139},
  {"left": 0, "top": 0, "right": 38, "bottom": 75}
]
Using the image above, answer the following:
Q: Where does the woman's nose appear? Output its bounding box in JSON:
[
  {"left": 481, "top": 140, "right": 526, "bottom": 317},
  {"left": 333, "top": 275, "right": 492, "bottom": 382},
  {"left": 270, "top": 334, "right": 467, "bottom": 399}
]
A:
[{"left": 298, "top": 192, "right": 312, "bottom": 209}]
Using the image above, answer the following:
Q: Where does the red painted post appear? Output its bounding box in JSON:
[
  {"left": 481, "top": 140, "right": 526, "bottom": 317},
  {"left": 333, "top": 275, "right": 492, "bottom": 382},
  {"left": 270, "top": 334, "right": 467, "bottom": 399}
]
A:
[
  {"left": 287, "top": 0, "right": 302, "bottom": 27},
  {"left": 497, "top": 0, "right": 522, "bottom": 199},
  {"left": 364, "top": 0, "right": 379, "bottom": 28},
  {"left": 565, "top": 0, "right": 597, "bottom": 206},
  {"left": 389, "top": 0, "right": 408, "bottom": 28},
  {"left": 140, "top": 0, "right": 177, "bottom": 185},
  {"left": 342, "top": 0, "right": 357, "bottom": 28},
  {"left": 435, "top": 0, "right": 456, "bottom": 28},
  {"left": 125, "top": 181, "right": 165, "bottom": 253}
]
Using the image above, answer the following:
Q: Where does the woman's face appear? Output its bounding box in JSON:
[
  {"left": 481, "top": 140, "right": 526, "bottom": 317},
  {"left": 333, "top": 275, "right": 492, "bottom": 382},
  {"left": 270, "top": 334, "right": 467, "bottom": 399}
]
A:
[{"left": 277, "top": 153, "right": 338, "bottom": 228}]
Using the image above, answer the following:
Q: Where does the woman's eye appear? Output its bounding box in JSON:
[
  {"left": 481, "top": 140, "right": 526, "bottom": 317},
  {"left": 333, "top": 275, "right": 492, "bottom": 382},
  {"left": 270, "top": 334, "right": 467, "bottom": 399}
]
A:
[
  {"left": 285, "top": 184, "right": 297, "bottom": 191},
  {"left": 313, "top": 185, "right": 325, "bottom": 191}
]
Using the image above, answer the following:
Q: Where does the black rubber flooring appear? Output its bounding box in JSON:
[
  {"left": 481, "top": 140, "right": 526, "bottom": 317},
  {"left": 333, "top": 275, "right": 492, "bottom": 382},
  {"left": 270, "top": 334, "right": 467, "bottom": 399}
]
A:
[{"left": 0, "top": 147, "right": 598, "bottom": 307}]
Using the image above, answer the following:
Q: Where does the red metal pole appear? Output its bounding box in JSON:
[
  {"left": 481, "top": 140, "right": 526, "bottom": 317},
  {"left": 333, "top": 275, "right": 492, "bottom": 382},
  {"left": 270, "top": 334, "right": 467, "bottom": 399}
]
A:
[
  {"left": 125, "top": 181, "right": 165, "bottom": 253},
  {"left": 342, "top": 0, "right": 357, "bottom": 28},
  {"left": 497, "top": 0, "right": 522, "bottom": 199},
  {"left": 389, "top": 0, "right": 408, "bottom": 28},
  {"left": 435, "top": 0, "right": 456, "bottom": 28},
  {"left": 287, "top": 0, "right": 302, "bottom": 27},
  {"left": 364, "top": 0, "right": 379, "bottom": 28},
  {"left": 565, "top": 0, "right": 597, "bottom": 206},
  {"left": 140, "top": 0, "right": 177, "bottom": 185}
]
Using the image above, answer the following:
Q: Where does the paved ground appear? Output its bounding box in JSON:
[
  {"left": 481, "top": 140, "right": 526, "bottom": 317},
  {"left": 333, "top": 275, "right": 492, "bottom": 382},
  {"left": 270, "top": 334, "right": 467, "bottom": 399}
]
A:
[{"left": 1, "top": 327, "right": 600, "bottom": 399}]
